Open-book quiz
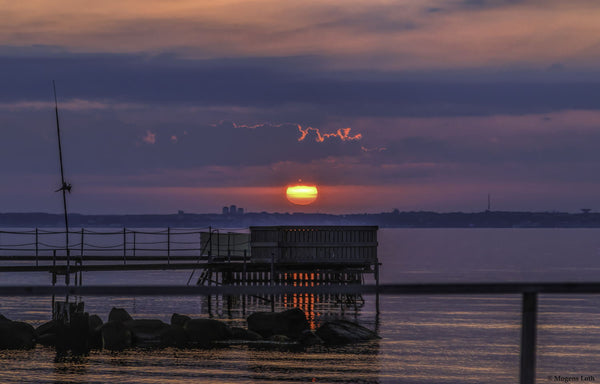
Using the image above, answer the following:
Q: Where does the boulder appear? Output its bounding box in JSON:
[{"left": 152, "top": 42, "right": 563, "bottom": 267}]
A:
[
  {"left": 89, "top": 314, "right": 103, "bottom": 330},
  {"left": 184, "top": 319, "right": 232, "bottom": 346},
  {"left": 108, "top": 307, "right": 133, "bottom": 323},
  {"left": 299, "top": 330, "right": 324, "bottom": 346},
  {"left": 247, "top": 308, "right": 309, "bottom": 339},
  {"left": 37, "top": 332, "right": 58, "bottom": 347},
  {"left": 268, "top": 334, "right": 291, "bottom": 343},
  {"left": 230, "top": 327, "right": 262, "bottom": 341},
  {"left": 88, "top": 315, "right": 104, "bottom": 349},
  {"left": 68, "top": 312, "right": 90, "bottom": 354},
  {"left": 0, "top": 321, "right": 36, "bottom": 349},
  {"left": 158, "top": 325, "right": 189, "bottom": 348},
  {"left": 35, "top": 319, "right": 61, "bottom": 339},
  {"left": 100, "top": 321, "right": 132, "bottom": 351},
  {"left": 171, "top": 313, "right": 191, "bottom": 327},
  {"left": 124, "top": 319, "right": 170, "bottom": 347},
  {"left": 315, "top": 320, "right": 379, "bottom": 345}
]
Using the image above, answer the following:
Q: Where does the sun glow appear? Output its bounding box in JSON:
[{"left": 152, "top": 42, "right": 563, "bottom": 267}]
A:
[{"left": 286, "top": 185, "right": 318, "bottom": 205}]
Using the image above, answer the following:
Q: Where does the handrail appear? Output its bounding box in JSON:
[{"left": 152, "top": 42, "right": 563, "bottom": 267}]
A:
[
  {"left": 0, "top": 282, "right": 593, "bottom": 384},
  {"left": 0, "top": 228, "right": 251, "bottom": 261}
]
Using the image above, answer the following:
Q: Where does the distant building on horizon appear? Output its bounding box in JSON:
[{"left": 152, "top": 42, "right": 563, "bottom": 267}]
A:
[{"left": 222, "top": 205, "right": 244, "bottom": 215}]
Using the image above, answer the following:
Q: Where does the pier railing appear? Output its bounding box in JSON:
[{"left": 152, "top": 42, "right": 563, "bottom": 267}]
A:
[{"left": 0, "top": 228, "right": 250, "bottom": 265}]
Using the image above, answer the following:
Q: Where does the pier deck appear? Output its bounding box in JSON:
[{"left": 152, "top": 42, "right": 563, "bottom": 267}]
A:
[
  {"left": 0, "top": 226, "right": 380, "bottom": 285},
  {"left": 0, "top": 258, "right": 375, "bottom": 273}
]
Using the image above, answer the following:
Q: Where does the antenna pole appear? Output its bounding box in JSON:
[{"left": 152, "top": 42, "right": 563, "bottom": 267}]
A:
[{"left": 53, "top": 81, "right": 71, "bottom": 285}]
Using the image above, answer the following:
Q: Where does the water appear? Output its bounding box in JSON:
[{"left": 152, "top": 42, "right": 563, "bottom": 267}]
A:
[{"left": 1, "top": 228, "right": 600, "bottom": 383}]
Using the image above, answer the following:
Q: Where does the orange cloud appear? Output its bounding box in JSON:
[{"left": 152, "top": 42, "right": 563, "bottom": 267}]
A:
[
  {"left": 142, "top": 130, "right": 156, "bottom": 144},
  {"left": 5, "top": 1, "right": 600, "bottom": 70},
  {"left": 297, "top": 125, "right": 362, "bottom": 142}
]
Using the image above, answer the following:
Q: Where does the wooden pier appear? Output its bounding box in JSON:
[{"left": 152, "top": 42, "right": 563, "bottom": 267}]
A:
[{"left": 0, "top": 226, "right": 380, "bottom": 287}]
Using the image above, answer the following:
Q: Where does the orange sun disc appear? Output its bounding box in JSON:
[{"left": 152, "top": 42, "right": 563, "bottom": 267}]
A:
[{"left": 286, "top": 185, "right": 318, "bottom": 205}]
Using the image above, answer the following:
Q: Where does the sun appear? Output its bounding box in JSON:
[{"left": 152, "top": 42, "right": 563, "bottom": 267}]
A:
[{"left": 286, "top": 184, "right": 318, "bottom": 205}]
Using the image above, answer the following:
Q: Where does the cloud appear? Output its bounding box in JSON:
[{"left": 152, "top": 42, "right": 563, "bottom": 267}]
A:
[
  {"left": 3, "top": 0, "right": 600, "bottom": 72},
  {"left": 296, "top": 125, "right": 362, "bottom": 142},
  {"left": 4, "top": 51, "right": 600, "bottom": 121},
  {"left": 142, "top": 131, "right": 156, "bottom": 144},
  {"left": 0, "top": 99, "right": 141, "bottom": 111},
  {"left": 361, "top": 146, "right": 387, "bottom": 153}
]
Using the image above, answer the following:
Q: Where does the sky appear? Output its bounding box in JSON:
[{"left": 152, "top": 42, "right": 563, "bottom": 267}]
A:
[{"left": 2, "top": 0, "right": 600, "bottom": 214}]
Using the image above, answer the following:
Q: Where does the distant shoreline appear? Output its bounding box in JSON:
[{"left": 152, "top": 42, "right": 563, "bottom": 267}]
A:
[{"left": 2, "top": 211, "right": 600, "bottom": 228}]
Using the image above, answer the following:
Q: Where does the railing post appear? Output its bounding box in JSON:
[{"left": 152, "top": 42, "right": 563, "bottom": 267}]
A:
[
  {"left": 167, "top": 227, "right": 171, "bottom": 265},
  {"left": 216, "top": 229, "right": 220, "bottom": 258},
  {"left": 52, "top": 249, "right": 57, "bottom": 285},
  {"left": 65, "top": 244, "right": 70, "bottom": 286},
  {"left": 35, "top": 228, "right": 39, "bottom": 267},
  {"left": 80, "top": 228, "right": 84, "bottom": 264},
  {"left": 208, "top": 226, "right": 212, "bottom": 263},
  {"left": 78, "top": 228, "right": 84, "bottom": 287},
  {"left": 133, "top": 231, "right": 136, "bottom": 258},
  {"left": 375, "top": 261, "right": 380, "bottom": 314},
  {"left": 123, "top": 228, "right": 127, "bottom": 265},
  {"left": 520, "top": 291, "right": 537, "bottom": 384}
]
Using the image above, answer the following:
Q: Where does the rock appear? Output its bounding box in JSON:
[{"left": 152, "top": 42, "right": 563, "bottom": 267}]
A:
[
  {"left": 88, "top": 315, "right": 104, "bottom": 349},
  {"left": 89, "top": 314, "right": 103, "bottom": 330},
  {"left": 108, "top": 307, "right": 133, "bottom": 323},
  {"left": 230, "top": 327, "right": 262, "bottom": 341},
  {"left": 100, "top": 321, "right": 132, "bottom": 351},
  {"left": 247, "top": 308, "right": 310, "bottom": 339},
  {"left": 159, "top": 325, "right": 189, "bottom": 348},
  {"left": 0, "top": 314, "right": 10, "bottom": 322},
  {"left": 124, "top": 319, "right": 170, "bottom": 347},
  {"left": 299, "top": 330, "right": 324, "bottom": 346},
  {"left": 35, "top": 319, "right": 61, "bottom": 339},
  {"left": 184, "top": 319, "right": 232, "bottom": 346},
  {"left": 315, "top": 320, "right": 379, "bottom": 345},
  {"left": 0, "top": 321, "right": 36, "bottom": 349},
  {"left": 171, "top": 313, "right": 191, "bottom": 327},
  {"left": 268, "top": 334, "right": 290, "bottom": 343},
  {"left": 68, "top": 312, "right": 90, "bottom": 354},
  {"left": 37, "top": 333, "right": 58, "bottom": 347}
]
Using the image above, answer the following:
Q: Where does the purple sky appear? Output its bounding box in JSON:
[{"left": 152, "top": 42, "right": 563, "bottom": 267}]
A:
[{"left": 2, "top": 0, "right": 600, "bottom": 214}]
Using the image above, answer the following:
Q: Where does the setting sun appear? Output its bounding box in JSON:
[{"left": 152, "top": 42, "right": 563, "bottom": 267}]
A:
[{"left": 286, "top": 185, "right": 318, "bottom": 205}]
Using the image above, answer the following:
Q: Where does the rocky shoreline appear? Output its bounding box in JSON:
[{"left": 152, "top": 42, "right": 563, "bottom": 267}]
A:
[{"left": 0, "top": 307, "right": 379, "bottom": 352}]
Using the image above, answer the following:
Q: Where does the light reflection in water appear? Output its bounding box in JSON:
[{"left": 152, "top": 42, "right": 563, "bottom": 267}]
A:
[
  {"left": 3, "top": 294, "right": 600, "bottom": 383},
  {"left": 280, "top": 272, "right": 364, "bottom": 330}
]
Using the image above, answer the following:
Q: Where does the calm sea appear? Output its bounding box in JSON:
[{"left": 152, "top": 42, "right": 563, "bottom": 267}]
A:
[{"left": 1, "top": 228, "right": 600, "bottom": 383}]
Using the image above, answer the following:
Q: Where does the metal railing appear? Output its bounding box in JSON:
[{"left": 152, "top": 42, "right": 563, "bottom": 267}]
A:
[
  {"left": 0, "top": 227, "right": 251, "bottom": 265},
  {"left": 0, "top": 282, "right": 596, "bottom": 384}
]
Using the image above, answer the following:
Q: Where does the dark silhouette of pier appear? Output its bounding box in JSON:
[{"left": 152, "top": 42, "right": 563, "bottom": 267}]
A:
[{"left": 0, "top": 226, "right": 380, "bottom": 288}]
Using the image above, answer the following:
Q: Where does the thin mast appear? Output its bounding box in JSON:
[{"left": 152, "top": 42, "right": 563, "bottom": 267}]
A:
[{"left": 53, "top": 80, "right": 71, "bottom": 283}]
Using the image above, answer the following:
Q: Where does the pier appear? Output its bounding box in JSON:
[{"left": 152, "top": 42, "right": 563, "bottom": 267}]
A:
[
  {"left": 0, "top": 226, "right": 380, "bottom": 287},
  {"left": 0, "top": 225, "right": 566, "bottom": 383}
]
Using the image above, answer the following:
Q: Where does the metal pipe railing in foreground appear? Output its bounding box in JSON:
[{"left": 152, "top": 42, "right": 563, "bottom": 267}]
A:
[{"left": 1, "top": 282, "right": 599, "bottom": 384}]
